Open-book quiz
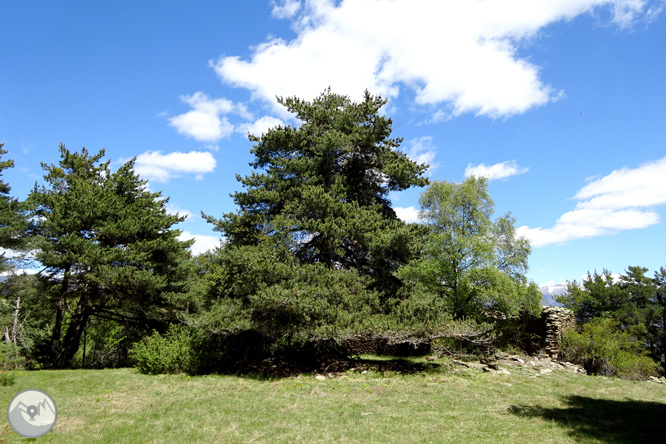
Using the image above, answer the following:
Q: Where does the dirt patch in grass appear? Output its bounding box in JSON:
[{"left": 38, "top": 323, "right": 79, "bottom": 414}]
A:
[{"left": 54, "top": 415, "right": 86, "bottom": 433}]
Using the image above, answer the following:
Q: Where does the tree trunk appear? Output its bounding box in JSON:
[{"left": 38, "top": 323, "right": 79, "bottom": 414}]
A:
[
  {"left": 50, "top": 266, "right": 70, "bottom": 363},
  {"left": 3, "top": 297, "right": 21, "bottom": 344},
  {"left": 53, "top": 301, "right": 92, "bottom": 369}
]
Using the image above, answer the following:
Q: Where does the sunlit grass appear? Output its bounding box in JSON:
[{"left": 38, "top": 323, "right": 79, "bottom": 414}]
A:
[{"left": 0, "top": 356, "right": 664, "bottom": 443}]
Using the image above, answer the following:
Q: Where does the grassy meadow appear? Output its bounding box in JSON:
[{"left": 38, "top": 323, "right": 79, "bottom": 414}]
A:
[{"left": 0, "top": 356, "right": 664, "bottom": 443}]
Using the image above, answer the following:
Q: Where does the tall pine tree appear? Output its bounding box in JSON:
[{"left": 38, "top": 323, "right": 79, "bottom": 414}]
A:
[
  {"left": 28, "top": 145, "right": 194, "bottom": 368},
  {"left": 205, "top": 89, "right": 430, "bottom": 296}
]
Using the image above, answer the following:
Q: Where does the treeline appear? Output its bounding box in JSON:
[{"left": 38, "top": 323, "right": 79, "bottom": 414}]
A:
[
  {"left": 557, "top": 267, "right": 666, "bottom": 377},
  {"left": 0, "top": 89, "right": 663, "bottom": 379}
]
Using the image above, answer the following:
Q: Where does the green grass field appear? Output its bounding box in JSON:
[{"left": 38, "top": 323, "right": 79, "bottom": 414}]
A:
[{"left": 0, "top": 356, "right": 664, "bottom": 443}]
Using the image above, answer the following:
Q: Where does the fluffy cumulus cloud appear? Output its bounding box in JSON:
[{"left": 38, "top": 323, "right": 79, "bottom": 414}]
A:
[
  {"left": 132, "top": 150, "right": 217, "bottom": 183},
  {"left": 518, "top": 155, "right": 666, "bottom": 247},
  {"left": 178, "top": 231, "right": 222, "bottom": 256},
  {"left": 394, "top": 206, "right": 420, "bottom": 223},
  {"left": 236, "top": 115, "right": 285, "bottom": 137},
  {"left": 212, "top": 0, "right": 654, "bottom": 120},
  {"left": 465, "top": 160, "right": 529, "bottom": 181},
  {"left": 169, "top": 92, "right": 253, "bottom": 142}
]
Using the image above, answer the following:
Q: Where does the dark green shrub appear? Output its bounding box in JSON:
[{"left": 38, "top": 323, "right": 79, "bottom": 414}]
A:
[
  {"left": 561, "top": 317, "right": 659, "bottom": 379},
  {"left": 130, "top": 324, "right": 192, "bottom": 374},
  {"left": 187, "top": 329, "right": 267, "bottom": 374}
]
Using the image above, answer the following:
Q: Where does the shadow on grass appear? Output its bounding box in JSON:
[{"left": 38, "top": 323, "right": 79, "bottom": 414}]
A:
[
  {"left": 230, "top": 356, "right": 448, "bottom": 380},
  {"left": 508, "top": 395, "right": 666, "bottom": 444},
  {"left": 352, "top": 356, "right": 447, "bottom": 375}
]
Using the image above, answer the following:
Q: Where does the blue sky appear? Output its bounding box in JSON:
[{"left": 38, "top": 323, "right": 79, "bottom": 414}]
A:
[{"left": 1, "top": 0, "right": 665, "bottom": 292}]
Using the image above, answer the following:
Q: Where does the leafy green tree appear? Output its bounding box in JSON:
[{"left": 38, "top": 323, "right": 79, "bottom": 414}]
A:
[
  {"left": 185, "top": 90, "right": 447, "bottom": 370},
  {"left": 28, "top": 144, "right": 194, "bottom": 368},
  {"left": 396, "top": 176, "right": 540, "bottom": 320},
  {"left": 204, "top": 88, "right": 430, "bottom": 296}
]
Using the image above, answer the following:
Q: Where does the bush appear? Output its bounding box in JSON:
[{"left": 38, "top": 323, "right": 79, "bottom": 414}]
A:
[
  {"left": 0, "top": 341, "right": 25, "bottom": 386},
  {"left": 561, "top": 317, "right": 659, "bottom": 379},
  {"left": 130, "top": 325, "right": 192, "bottom": 374},
  {"left": 0, "top": 370, "right": 18, "bottom": 386}
]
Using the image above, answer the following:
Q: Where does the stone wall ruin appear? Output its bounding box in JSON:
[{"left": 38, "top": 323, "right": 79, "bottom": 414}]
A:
[
  {"left": 343, "top": 306, "right": 575, "bottom": 359},
  {"left": 541, "top": 306, "right": 574, "bottom": 359}
]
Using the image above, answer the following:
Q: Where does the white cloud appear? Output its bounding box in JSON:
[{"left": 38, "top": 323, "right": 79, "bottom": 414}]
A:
[
  {"left": 132, "top": 151, "right": 217, "bottom": 183},
  {"left": 518, "top": 155, "right": 666, "bottom": 247},
  {"left": 212, "top": 0, "right": 654, "bottom": 120},
  {"left": 394, "top": 206, "right": 420, "bottom": 223},
  {"left": 236, "top": 115, "right": 285, "bottom": 138},
  {"left": 610, "top": 0, "right": 652, "bottom": 27},
  {"left": 272, "top": 0, "right": 301, "bottom": 19},
  {"left": 169, "top": 92, "right": 253, "bottom": 142},
  {"left": 405, "top": 137, "right": 438, "bottom": 173},
  {"left": 465, "top": 160, "right": 529, "bottom": 181},
  {"left": 178, "top": 231, "right": 222, "bottom": 256},
  {"left": 574, "top": 156, "right": 666, "bottom": 210},
  {"left": 166, "top": 204, "right": 196, "bottom": 221},
  {"left": 169, "top": 92, "right": 234, "bottom": 142}
]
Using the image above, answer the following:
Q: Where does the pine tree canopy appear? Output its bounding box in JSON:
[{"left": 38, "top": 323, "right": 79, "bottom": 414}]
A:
[
  {"left": 0, "top": 144, "right": 29, "bottom": 270},
  {"left": 28, "top": 144, "right": 195, "bottom": 367},
  {"left": 204, "top": 89, "right": 430, "bottom": 294}
]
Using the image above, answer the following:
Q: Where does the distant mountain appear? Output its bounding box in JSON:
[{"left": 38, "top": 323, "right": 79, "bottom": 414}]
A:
[{"left": 538, "top": 281, "right": 568, "bottom": 307}]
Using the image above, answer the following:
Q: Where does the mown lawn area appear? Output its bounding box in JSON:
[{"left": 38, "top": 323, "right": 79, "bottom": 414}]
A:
[{"left": 0, "top": 356, "right": 664, "bottom": 443}]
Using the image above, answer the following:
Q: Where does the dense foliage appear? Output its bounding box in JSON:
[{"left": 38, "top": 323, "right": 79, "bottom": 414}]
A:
[
  {"left": 130, "top": 324, "right": 193, "bottom": 375},
  {"left": 558, "top": 267, "right": 666, "bottom": 373},
  {"left": 204, "top": 88, "right": 429, "bottom": 297},
  {"left": 194, "top": 90, "right": 441, "bottom": 361},
  {"left": 561, "top": 317, "right": 659, "bottom": 378},
  {"left": 396, "top": 176, "right": 541, "bottom": 320},
  {"left": 25, "top": 145, "right": 195, "bottom": 368}
]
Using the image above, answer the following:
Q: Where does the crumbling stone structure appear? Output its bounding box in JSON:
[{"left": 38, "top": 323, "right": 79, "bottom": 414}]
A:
[
  {"left": 343, "top": 306, "right": 575, "bottom": 359},
  {"left": 541, "top": 306, "right": 574, "bottom": 359},
  {"left": 343, "top": 334, "right": 431, "bottom": 357}
]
